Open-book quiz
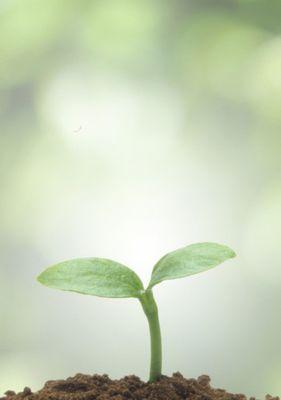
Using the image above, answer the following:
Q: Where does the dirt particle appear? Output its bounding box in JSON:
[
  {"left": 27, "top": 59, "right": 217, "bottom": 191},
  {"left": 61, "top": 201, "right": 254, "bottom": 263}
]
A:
[{"left": 198, "top": 376, "right": 211, "bottom": 387}]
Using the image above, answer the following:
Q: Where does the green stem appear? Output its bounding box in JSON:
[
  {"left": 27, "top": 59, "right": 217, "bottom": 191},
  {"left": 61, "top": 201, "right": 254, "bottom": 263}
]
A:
[{"left": 139, "top": 289, "right": 162, "bottom": 382}]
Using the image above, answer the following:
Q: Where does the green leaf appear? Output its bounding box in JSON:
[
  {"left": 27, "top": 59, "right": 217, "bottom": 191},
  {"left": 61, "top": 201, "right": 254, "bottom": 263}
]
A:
[
  {"left": 148, "top": 242, "right": 236, "bottom": 288},
  {"left": 37, "top": 258, "right": 144, "bottom": 298}
]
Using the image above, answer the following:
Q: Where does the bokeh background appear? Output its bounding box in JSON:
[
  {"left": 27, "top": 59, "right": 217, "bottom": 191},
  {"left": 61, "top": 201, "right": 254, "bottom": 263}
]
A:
[{"left": 0, "top": 0, "right": 280, "bottom": 397}]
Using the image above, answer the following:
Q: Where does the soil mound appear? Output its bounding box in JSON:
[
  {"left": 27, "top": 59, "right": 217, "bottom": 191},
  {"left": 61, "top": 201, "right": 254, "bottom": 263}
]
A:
[{"left": 1, "top": 373, "right": 279, "bottom": 400}]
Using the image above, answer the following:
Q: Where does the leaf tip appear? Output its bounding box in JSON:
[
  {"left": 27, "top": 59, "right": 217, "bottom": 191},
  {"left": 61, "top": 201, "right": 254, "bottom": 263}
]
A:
[
  {"left": 226, "top": 246, "right": 236, "bottom": 259},
  {"left": 36, "top": 272, "right": 43, "bottom": 284},
  {"left": 36, "top": 268, "right": 49, "bottom": 286}
]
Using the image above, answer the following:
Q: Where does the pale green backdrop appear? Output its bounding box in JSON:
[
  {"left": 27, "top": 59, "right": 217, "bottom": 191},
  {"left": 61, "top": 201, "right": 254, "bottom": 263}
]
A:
[{"left": 0, "top": 0, "right": 280, "bottom": 397}]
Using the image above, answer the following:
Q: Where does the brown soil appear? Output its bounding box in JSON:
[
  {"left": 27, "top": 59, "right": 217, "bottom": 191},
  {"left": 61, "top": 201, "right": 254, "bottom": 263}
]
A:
[{"left": 1, "top": 373, "right": 279, "bottom": 400}]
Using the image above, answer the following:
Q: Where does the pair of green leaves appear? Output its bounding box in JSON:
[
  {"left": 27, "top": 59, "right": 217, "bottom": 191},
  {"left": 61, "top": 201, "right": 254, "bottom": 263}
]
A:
[{"left": 37, "top": 242, "right": 236, "bottom": 298}]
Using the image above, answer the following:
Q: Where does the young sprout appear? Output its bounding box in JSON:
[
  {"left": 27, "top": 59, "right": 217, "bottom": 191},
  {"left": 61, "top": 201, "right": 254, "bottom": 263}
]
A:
[{"left": 37, "top": 242, "right": 236, "bottom": 382}]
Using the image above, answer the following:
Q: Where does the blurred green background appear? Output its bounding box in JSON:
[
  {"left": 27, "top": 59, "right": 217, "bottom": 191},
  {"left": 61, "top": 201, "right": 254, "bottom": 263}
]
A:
[{"left": 0, "top": 0, "right": 280, "bottom": 397}]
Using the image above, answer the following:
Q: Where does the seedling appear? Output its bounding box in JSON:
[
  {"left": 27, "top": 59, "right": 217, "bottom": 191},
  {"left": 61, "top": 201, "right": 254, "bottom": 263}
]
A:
[{"left": 37, "top": 242, "right": 236, "bottom": 382}]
